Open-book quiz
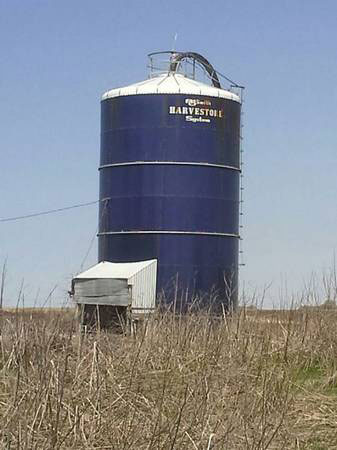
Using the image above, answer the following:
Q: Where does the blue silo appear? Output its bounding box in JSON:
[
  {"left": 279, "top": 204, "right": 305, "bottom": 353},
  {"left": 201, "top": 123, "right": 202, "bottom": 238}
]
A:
[{"left": 98, "top": 52, "right": 242, "bottom": 310}]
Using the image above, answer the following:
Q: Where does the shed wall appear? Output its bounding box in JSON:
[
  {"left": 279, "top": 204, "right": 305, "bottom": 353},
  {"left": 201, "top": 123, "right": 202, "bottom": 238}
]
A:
[
  {"left": 74, "top": 278, "right": 130, "bottom": 306},
  {"left": 129, "top": 260, "right": 157, "bottom": 311}
]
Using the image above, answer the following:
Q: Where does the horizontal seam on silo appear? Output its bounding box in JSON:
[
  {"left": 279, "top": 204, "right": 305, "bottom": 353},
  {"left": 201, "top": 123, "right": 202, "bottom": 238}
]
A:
[
  {"left": 98, "top": 231, "right": 240, "bottom": 238},
  {"left": 98, "top": 161, "right": 241, "bottom": 171}
]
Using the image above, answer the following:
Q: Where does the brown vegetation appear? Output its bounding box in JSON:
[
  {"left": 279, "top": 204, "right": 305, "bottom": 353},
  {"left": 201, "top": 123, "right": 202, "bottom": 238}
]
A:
[{"left": 1, "top": 306, "right": 337, "bottom": 449}]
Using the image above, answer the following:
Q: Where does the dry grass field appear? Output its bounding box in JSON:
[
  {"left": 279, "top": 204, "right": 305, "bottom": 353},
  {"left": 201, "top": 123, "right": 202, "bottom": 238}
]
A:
[{"left": 1, "top": 305, "right": 337, "bottom": 449}]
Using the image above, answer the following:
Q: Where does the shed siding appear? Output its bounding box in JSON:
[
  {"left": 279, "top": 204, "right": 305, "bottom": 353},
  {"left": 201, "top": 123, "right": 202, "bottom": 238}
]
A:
[
  {"left": 74, "top": 278, "right": 130, "bottom": 306},
  {"left": 129, "top": 260, "right": 157, "bottom": 311}
]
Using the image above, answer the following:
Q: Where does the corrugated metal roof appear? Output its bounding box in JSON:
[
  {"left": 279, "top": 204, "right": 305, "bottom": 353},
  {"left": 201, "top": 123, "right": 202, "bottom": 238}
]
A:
[
  {"left": 102, "top": 73, "right": 240, "bottom": 103},
  {"left": 74, "top": 260, "right": 157, "bottom": 280}
]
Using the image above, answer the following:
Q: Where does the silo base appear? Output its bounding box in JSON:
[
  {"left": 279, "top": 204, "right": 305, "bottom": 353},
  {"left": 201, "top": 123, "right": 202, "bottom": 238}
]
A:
[{"left": 98, "top": 233, "right": 238, "bottom": 313}]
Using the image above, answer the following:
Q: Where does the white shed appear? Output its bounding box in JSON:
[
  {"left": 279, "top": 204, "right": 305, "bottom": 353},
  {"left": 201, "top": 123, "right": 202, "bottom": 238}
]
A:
[{"left": 72, "top": 259, "right": 157, "bottom": 313}]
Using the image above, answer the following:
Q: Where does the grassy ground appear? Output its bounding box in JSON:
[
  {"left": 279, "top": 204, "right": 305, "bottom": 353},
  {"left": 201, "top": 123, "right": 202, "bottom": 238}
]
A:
[{"left": 1, "top": 306, "right": 337, "bottom": 449}]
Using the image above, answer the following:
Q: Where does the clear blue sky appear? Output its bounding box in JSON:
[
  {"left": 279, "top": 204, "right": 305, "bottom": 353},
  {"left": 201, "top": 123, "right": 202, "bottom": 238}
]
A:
[{"left": 1, "top": 0, "right": 336, "bottom": 307}]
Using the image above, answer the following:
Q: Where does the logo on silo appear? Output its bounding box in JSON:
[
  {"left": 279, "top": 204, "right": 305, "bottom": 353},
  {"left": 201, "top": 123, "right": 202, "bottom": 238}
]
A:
[
  {"left": 168, "top": 98, "right": 224, "bottom": 123},
  {"left": 185, "top": 98, "right": 211, "bottom": 107}
]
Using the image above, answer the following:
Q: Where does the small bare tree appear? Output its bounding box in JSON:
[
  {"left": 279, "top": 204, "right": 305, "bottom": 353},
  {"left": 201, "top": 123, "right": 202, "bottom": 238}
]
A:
[
  {"left": 0, "top": 258, "right": 7, "bottom": 334},
  {"left": 0, "top": 258, "right": 7, "bottom": 309}
]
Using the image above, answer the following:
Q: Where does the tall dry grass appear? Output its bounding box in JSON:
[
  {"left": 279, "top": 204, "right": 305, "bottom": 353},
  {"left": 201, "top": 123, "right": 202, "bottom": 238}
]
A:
[{"left": 1, "top": 302, "right": 337, "bottom": 449}]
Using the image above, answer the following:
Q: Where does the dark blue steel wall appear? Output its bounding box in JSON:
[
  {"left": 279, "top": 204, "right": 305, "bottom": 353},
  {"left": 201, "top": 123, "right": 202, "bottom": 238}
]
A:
[{"left": 99, "top": 93, "right": 241, "bottom": 309}]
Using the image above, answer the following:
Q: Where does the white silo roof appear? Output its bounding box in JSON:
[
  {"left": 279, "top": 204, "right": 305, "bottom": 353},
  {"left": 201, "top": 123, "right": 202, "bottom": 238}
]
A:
[
  {"left": 75, "top": 260, "right": 157, "bottom": 280},
  {"left": 102, "top": 73, "right": 240, "bottom": 103}
]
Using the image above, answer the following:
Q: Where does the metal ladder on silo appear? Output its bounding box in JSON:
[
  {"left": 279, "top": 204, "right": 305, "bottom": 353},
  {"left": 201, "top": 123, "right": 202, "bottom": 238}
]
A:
[{"left": 238, "top": 87, "right": 245, "bottom": 268}]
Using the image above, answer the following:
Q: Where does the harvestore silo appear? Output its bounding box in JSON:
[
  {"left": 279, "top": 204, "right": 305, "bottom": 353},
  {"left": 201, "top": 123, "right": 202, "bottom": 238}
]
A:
[{"left": 98, "top": 52, "right": 242, "bottom": 310}]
